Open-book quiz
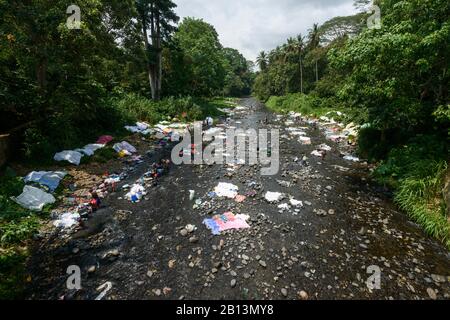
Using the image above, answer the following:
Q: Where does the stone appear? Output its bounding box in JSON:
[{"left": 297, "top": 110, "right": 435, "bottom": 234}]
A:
[
  {"left": 189, "top": 236, "right": 199, "bottom": 243},
  {"left": 427, "top": 288, "right": 437, "bottom": 300},
  {"left": 153, "top": 289, "right": 162, "bottom": 296},
  {"left": 281, "top": 288, "right": 288, "bottom": 297},
  {"left": 231, "top": 279, "right": 237, "bottom": 288},
  {"left": 298, "top": 290, "right": 309, "bottom": 300},
  {"left": 259, "top": 260, "right": 267, "bottom": 268}
]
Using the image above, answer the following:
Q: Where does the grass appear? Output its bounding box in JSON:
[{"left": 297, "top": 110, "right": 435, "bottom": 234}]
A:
[
  {"left": 393, "top": 161, "right": 449, "bottom": 248},
  {"left": 0, "top": 169, "right": 41, "bottom": 299},
  {"left": 373, "top": 135, "right": 450, "bottom": 249},
  {"left": 265, "top": 93, "right": 347, "bottom": 120}
]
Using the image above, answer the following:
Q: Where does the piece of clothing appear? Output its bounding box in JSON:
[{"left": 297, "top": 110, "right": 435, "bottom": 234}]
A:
[
  {"left": 113, "top": 141, "right": 137, "bottom": 154},
  {"left": 97, "top": 135, "right": 113, "bottom": 145},
  {"left": 203, "top": 212, "right": 250, "bottom": 235},
  {"left": 13, "top": 185, "right": 56, "bottom": 211},
  {"left": 24, "top": 171, "right": 67, "bottom": 192},
  {"left": 54, "top": 150, "right": 83, "bottom": 165}
]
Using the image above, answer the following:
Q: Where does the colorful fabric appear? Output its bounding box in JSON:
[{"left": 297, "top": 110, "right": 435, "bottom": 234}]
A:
[{"left": 203, "top": 212, "right": 250, "bottom": 235}]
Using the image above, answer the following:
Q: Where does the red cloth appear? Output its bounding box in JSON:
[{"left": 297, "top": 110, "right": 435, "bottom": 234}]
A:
[{"left": 97, "top": 135, "right": 113, "bottom": 145}]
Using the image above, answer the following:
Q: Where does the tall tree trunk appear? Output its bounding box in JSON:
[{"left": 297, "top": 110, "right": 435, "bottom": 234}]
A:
[
  {"left": 141, "top": 14, "right": 155, "bottom": 99},
  {"left": 299, "top": 56, "right": 303, "bottom": 94},
  {"left": 315, "top": 60, "right": 319, "bottom": 82},
  {"left": 156, "top": 12, "right": 162, "bottom": 100},
  {"left": 146, "top": 6, "right": 161, "bottom": 101},
  {"left": 36, "top": 57, "right": 47, "bottom": 92}
]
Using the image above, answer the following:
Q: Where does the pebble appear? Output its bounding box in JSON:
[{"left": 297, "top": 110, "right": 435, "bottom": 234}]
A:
[
  {"left": 231, "top": 279, "right": 237, "bottom": 288},
  {"left": 298, "top": 290, "right": 309, "bottom": 300},
  {"left": 427, "top": 288, "right": 437, "bottom": 300},
  {"left": 259, "top": 260, "right": 267, "bottom": 268},
  {"left": 281, "top": 288, "right": 288, "bottom": 297},
  {"left": 189, "top": 236, "right": 199, "bottom": 243}
]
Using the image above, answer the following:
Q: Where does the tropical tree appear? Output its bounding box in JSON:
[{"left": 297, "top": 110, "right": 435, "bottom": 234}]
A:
[
  {"left": 174, "top": 17, "right": 226, "bottom": 96},
  {"left": 308, "top": 23, "right": 321, "bottom": 82},
  {"left": 135, "top": 0, "right": 179, "bottom": 101},
  {"left": 256, "top": 51, "right": 268, "bottom": 71},
  {"left": 297, "top": 34, "right": 305, "bottom": 93}
]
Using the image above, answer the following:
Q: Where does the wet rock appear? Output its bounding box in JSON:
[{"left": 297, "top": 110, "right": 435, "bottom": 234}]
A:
[
  {"left": 153, "top": 289, "right": 162, "bottom": 296},
  {"left": 431, "top": 274, "right": 446, "bottom": 283},
  {"left": 102, "top": 249, "right": 120, "bottom": 260},
  {"left": 427, "top": 288, "right": 437, "bottom": 300},
  {"left": 315, "top": 209, "right": 327, "bottom": 216},
  {"left": 298, "top": 290, "right": 309, "bottom": 300}
]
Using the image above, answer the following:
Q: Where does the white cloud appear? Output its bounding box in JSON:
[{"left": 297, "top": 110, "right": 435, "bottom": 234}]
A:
[{"left": 174, "top": 0, "right": 358, "bottom": 61}]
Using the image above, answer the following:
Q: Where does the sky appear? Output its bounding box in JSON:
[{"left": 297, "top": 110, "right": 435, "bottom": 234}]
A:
[{"left": 175, "top": 0, "right": 359, "bottom": 62}]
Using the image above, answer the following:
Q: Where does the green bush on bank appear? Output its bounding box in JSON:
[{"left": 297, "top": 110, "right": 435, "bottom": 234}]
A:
[
  {"left": 20, "top": 92, "right": 235, "bottom": 164},
  {"left": 265, "top": 93, "right": 346, "bottom": 119}
]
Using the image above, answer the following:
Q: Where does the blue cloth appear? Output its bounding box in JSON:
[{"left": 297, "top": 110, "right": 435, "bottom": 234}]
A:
[
  {"left": 24, "top": 171, "right": 67, "bottom": 192},
  {"left": 203, "top": 218, "right": 221, "bottom": 235}
]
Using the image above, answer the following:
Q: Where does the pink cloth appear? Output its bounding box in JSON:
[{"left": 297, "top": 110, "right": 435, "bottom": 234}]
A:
[
  {"left": 97, "top": 135, "right": 113, "bottom": 145},
  {"left": 205, "top": 212, "right": 250, "bottom": 235}
]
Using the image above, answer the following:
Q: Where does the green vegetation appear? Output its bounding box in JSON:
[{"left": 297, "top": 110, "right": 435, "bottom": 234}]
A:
[
  {"left": 0, "top": 170, "right": 43, "bottom": 299},
  {"left": 265, "top": 94, "right": 346, "bottom": 119},
  {"left": 254, "top": 0, "right": 449, "bottom": 246},
  {"left": 0, "top": 1, "right": 253, "bottom": 164}
]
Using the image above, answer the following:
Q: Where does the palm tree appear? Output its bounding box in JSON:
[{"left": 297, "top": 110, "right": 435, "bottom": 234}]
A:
[
  {"left": 285, "top": 37, "right": 297, "bottom": 62},
  {"left": 308, "top": 23, "right": 321, "bottom": 82},
  {"left": 256, "top": 51, "right": 268, "bottom": 71},
  {"left": 296, "top": 34, "right": 305, "bottom": 93}
]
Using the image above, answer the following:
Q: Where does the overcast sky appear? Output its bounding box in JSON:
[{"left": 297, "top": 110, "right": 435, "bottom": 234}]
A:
[{"left": 175, "top": 0, "right": 358, "bottom": 62}]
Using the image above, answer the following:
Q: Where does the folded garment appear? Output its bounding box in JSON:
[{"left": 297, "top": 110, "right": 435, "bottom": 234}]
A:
[
  {"left": 54, "top": 150, "right": 83, "bottom": 165},
  {"left": 113, "top": 141, "right": 137, "bottom": 154},
  {"left": 24, "top": 171, "right": 67, "bottom": 192},
  {"left": 53, "top": 212, "right": 81, "bottom": 229},
  {"left": 214, "top": 182, "right": 239, "bottom": 199},
  {"left": 13, "top": 185, "right": 56, "bottom": 211},
  {"left": 76, "top": 144, "right": 105, "bottom": 156}
]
